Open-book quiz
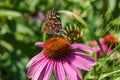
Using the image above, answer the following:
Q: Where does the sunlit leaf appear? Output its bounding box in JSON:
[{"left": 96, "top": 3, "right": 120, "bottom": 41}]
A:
[
  {"left": 108, "top": 0, "right": 116, "bottom": 13},
  {"left": 0, "top": 9, "right": 22, "bottom": 18},
  {"left": 0, "top": 40, "right": 13, "bottom": 51},
  {"left": 99, "top": 69, "right": 120, "bottom": 80},
  {"left": 59, "top": 10, "right": 88, "bottom": 27},
  {"left": 102, "top": 16, "right": 120, "bottom": 35},
  {"left": 16, "top": 24, "right": 34, "bottom": 35},
  {"left": 115, "top": 77, "right": 120, "bottom": 80}
]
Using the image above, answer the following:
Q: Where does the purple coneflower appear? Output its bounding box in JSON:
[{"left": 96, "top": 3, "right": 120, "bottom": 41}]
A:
[
  {"left": 26, "top": 36, "right": 96, "bottom": 80},
  {"left": 88, "top": 34, "right": 118, "bottom": 57},
  {"left": 26, "top": 10, "right": 45, "bottom": 25}
]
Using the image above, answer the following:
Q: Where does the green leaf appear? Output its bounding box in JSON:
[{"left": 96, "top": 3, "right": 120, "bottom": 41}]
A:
[
  {"left": 26, "top": 0, "right": 39, "bottom": 11},
  {"left": 16, "top": 24, "right": 34, "bottom": 35},
  {"left": 59, "top": 10, "right": 88, "bottom": 27},
  {"left": 0, "top": 40, "right": 13, "bottom": 51},
  {"left": 102, "top": 16, "right": 120, "bottom": 35},
  {"left": 0, "top": 9, "right": 22, "bottom": 18},
  {"left": 108, "top": 0, "right": 116, "bottom": 13},
  {"left": 115, "top": 77, "right": 120, "bottom": 80},
  {"left": 99, "top": 69, "right": 120, "bottom": 80},
  {"left": 110, "top": 44, "right": 120, "bottom": 54}
]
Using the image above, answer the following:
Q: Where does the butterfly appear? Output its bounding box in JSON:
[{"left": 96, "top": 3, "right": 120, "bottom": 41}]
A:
[{"left": 41, "top": 8, "right": 62, "bottom": 34}]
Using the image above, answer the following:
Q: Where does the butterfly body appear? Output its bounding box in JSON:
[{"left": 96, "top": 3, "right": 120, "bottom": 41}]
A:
[{"left": 42, "top": 8, "right": 62, "bottom": 34}]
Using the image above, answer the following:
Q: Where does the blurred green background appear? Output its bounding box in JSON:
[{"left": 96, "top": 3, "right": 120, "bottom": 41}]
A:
[{"left": 0, "top": 0, "right": 120, "bottom": 80}]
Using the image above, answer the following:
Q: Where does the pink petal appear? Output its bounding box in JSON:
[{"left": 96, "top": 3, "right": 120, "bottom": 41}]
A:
[
  {"left": 99, "top": 38, "right": 110, "bottom": 52},
  {"left": 71, "top": 65, "right": 82, "bottom": 80},
  {"left": 27, "top": 58, "right": 45, "bottom": 78},
  {"left": 96, "top": 46, "right": 103, "bottom": 57},
  {"left": 38, "top": 12, "right": 45, "bottom": 20},
  {"left": 32, "top": 58, "right": 49, "bottom": 80},
  {"left": 69, "top": 52, "right": 96, "bottom": 71},
  {"left": 95, "top": 38, "right": 111, "bottom": 57},
  {"left": 54, "top": 60, "right": 65, "bottom": 80},
  {"left": 75, "top": 52, "right": 96, "bottom": 65},
  {"left": 101, "top": 43, "right": 111, "bottom": 55},
  {"left": 71, "top": 43, "right": 94, "bottom": 53},
  {"left": 27, "top": 54, "right": 46, "bottom": 78},
  {"left": 40, "top": 60, "right": 53, "bottom": 80},
  {"left": 87, "top": 40, "right": 97, "bottom": 45},
  {"left": 65, "top": 57, "right": 82, "bottom": 80},
  {"left": 99, "top": 38, "right": 105, "bottom": 45},
  {"left": 62, "top": 59, "right": 77, "bottom": 80},
  {"left": 68, "top": 54, "right": 89, "bottom": 71},
  {"left": 35, "top": 42, "right": 44, "bottom": 47},
  {"left": 26, "top": 51, "right": 44, "bottom": 67}
]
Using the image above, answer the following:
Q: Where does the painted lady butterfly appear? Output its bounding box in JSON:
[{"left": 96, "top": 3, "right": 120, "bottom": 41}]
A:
[{"left": 41, "top": 8, "right": 62, "bottom": 34}]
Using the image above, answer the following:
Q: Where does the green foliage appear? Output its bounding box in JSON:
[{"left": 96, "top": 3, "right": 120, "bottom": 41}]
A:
[{"left": 0, "top": 0, "right": 120, "bottom": 80}]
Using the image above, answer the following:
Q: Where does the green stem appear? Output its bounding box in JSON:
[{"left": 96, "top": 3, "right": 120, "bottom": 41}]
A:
[{"left": 42, "top": 32, "right": 47, "bottom": 42}]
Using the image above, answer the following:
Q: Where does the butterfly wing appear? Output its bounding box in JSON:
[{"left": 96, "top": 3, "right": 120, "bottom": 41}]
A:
[{"left": 42, "top": 8, "right": 62, "bottom": 34}]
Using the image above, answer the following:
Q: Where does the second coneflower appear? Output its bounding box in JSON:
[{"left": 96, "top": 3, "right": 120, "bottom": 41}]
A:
[
  {"left": 88, "top": 34, "right": 118, "bottom": 57},
  {"left": 26, "top": 36, "right": 96, "bottom": 80}
]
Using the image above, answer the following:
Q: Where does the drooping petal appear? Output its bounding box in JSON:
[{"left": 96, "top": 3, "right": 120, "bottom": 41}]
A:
[
  {"left": 71, "top": 43, "right": 94, "bottom": 53},
  {"left": 96, "top": 46, "right": 103, "bottom": 57},
  {"left": 67, "top": 54, "right": 89, "bottom": 71},
  {"left": 27, "top": 53, "right": 46, "bottom": 78},
  {"left": 87, "top": 40, "right": 97, "bottom": 46},
  {"left": 74, "top": 51, "right": 96, "bottom": 66},
  {"left": 54, "top": 60, "right": 66, "bottom": 80},
  {"left": 62, "top": 59, "right": 77, "bottom": 80},
  {"left": 26, "top": 51, "right": 44, "bottom": 67},
  {"left": 35, "top": 42, "right": 44, "bottom": 47},
  {"left": 32, "top": 57, "right": 50, "bottom": 80},
  {"left": 27, "top": 58, "right": 44, "bottom": 78},
  {"left": 99, "top": 38, "right": 105, "bottom": 45},
  {"left": 40, "top": 59, "right": 53, "bottom": 80},
  {"left": 71, "top": 65, "right": 82, "bottom": 80},
  {"left": 65, "top": 57, "right": 82, "bottom": 80},
  {"left": 95, "top": 38, "right": 111, "bottom": 56},
  {"left": 69, "top": 51, "right": 96, "bottom": 71}
]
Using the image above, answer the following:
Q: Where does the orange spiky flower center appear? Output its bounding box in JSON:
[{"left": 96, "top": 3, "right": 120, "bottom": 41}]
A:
[
  {"left": 104, "top": 34, "right": 117, "bottom": 48},
  {"left": 43, "top": 37, "right": 71, "bottom": 59}
]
